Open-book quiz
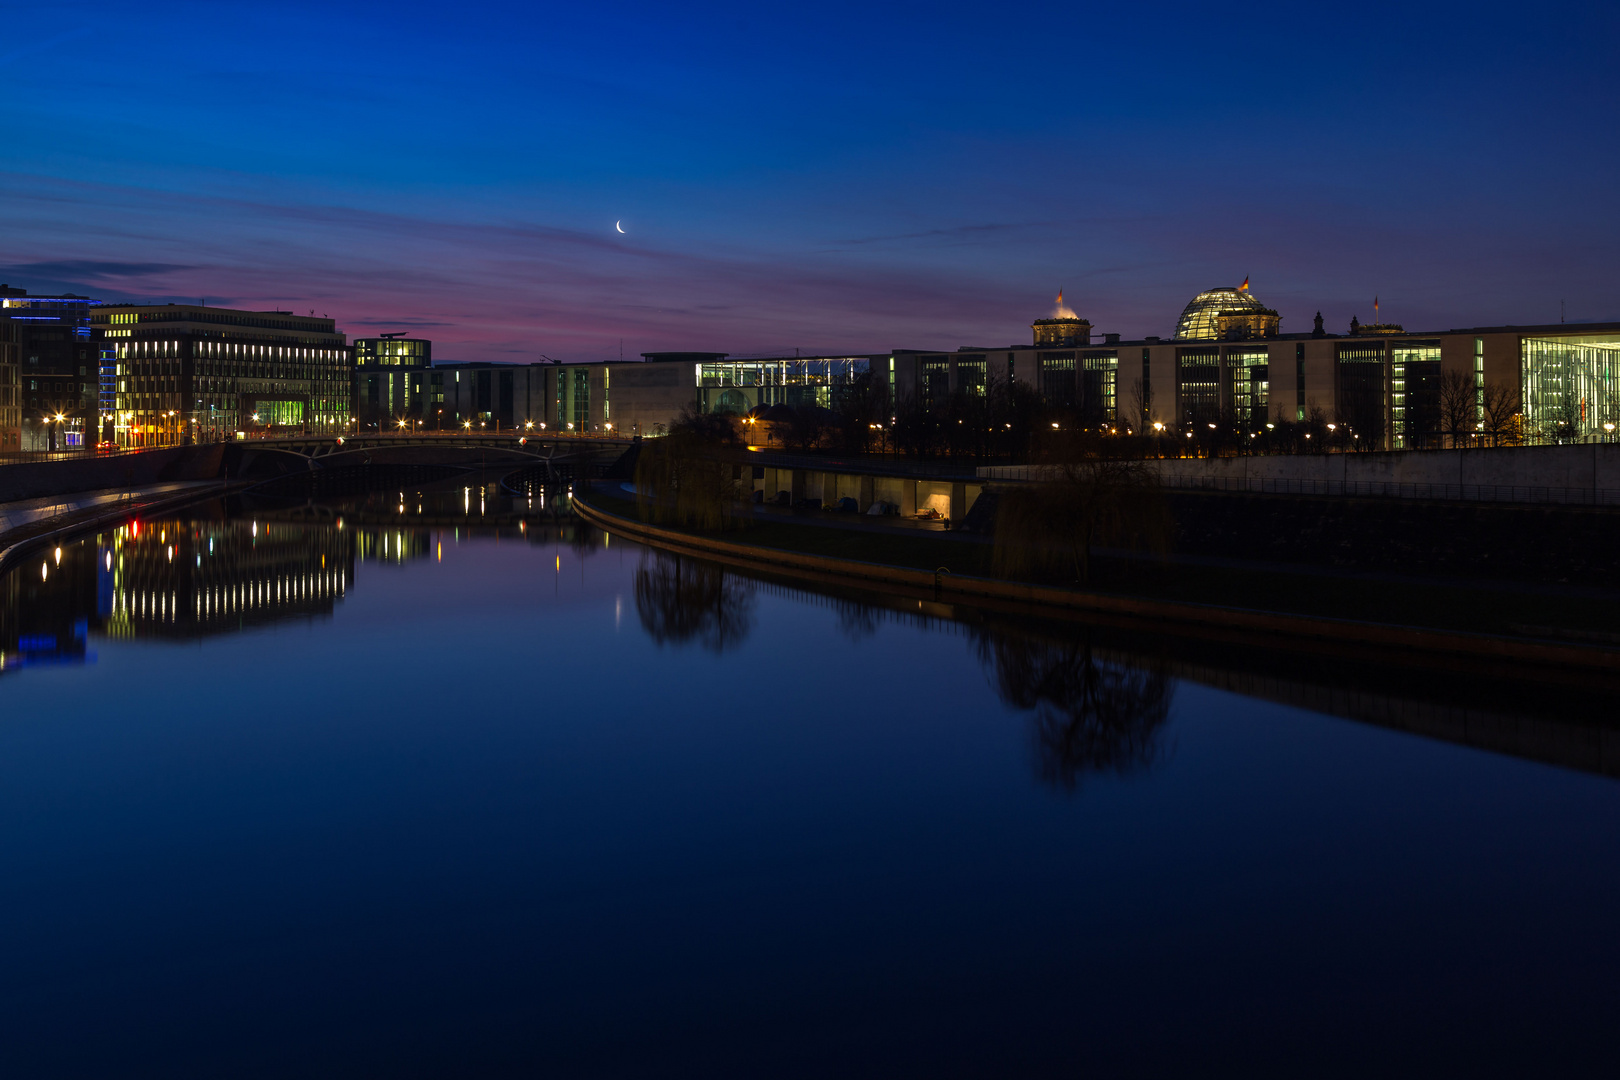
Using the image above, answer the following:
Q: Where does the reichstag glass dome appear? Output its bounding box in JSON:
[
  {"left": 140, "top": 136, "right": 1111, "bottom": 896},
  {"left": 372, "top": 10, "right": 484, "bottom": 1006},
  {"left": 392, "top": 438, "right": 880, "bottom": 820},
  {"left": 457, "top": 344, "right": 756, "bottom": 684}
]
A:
[{"left": 1174, "top": 286, "right": 1268, "bottom": 340}]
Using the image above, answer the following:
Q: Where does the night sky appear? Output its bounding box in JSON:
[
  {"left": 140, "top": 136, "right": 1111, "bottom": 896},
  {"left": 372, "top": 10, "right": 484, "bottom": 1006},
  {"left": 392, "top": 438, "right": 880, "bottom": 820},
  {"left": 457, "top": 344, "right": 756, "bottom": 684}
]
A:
[{"left": 2, "top": 1, "right": 1615, "bottom": 360}]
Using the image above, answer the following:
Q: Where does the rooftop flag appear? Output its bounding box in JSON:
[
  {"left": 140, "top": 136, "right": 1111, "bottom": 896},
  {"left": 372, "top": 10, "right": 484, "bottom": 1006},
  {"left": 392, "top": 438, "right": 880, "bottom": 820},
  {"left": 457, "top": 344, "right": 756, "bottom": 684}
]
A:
[{"left": 1239, "top": 276, "right": 1250, "bottom": 292}]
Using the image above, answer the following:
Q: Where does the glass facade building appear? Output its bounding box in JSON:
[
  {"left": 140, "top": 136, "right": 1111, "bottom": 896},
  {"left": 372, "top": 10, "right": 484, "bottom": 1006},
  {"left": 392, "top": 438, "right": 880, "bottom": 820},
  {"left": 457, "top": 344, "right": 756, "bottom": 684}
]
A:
[
  {"left": 695, "top": 357, "right": 868, "bottom": 415},
  {"left": 92, "top": 305, "right": 350, "bottom": 446},
  {"left": 1521, "top": 337, "right": 1620, "bottom": 441},
  {"left": 355, "top": 337, "right": 431, "bottom": 367},
  {"left": 3, "top": 288, "right": 100, "bottom": 450}
]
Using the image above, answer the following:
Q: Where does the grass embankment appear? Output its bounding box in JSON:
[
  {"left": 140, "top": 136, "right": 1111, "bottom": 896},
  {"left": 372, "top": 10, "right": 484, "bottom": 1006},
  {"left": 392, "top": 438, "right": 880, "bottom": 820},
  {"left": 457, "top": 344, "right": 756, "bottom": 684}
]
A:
[{"left": 581, "top": 487, "right": 1620, "bottom": 643}]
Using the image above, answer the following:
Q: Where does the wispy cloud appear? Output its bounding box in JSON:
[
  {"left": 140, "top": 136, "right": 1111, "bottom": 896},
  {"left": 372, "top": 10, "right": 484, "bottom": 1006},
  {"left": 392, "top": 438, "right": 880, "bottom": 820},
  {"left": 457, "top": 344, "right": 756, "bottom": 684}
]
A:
[
  {"left": 0, "top": 171, "right": 1038, "bottom": 358},
  {"left": 0, "top": 260, "right": 196, "bottom": 280}
]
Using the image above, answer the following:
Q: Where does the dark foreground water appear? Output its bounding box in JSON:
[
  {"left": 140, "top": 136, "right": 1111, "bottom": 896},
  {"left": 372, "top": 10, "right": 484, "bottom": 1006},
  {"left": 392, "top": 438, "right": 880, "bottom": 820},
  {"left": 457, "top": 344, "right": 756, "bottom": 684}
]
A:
[{"left": 1, "top": 486, "right": 1618, "bottom": 1077}]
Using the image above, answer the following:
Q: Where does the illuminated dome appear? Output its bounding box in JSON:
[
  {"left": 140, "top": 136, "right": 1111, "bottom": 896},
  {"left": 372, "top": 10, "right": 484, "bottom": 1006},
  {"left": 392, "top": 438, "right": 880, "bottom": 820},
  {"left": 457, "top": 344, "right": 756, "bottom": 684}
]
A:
[{"left": 1173, "top": 286, "right": 1269, "bottom": 341}]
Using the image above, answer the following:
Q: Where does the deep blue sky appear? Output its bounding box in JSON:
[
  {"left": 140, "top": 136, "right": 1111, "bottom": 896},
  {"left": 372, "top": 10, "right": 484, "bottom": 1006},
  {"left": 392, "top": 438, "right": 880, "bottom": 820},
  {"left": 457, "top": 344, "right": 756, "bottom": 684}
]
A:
[{"left": 1, "top": 1, "right": 1615, "bottom": 360}]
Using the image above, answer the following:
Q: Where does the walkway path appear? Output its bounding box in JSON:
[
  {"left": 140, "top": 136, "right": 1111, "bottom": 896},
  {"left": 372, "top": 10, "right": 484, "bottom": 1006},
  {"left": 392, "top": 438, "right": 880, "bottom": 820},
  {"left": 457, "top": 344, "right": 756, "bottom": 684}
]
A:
[{"left": 0, "top": 481, "right": 227, "bottom": 574}]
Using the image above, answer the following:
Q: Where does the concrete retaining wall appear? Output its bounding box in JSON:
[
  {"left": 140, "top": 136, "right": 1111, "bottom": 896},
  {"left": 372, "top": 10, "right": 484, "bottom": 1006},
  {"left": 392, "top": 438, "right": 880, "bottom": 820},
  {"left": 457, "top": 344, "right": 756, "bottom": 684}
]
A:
[
  {"left": 0, "top": 445, "right": 228, "bottom": 504},
  {"left": 572, "top": 490, "right": 1620, "bottom": 672},
  {"left": 982, "top": 443, "right": 1620, "bottom": 497},
  {"left": 1160, "top": 443, "right": 1620, "bottom": 490}
]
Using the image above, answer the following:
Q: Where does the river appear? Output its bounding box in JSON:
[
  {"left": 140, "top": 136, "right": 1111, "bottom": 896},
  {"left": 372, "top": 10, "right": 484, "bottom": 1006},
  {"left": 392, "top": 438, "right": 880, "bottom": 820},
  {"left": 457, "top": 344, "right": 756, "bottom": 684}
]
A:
[{"left": 0, "top": 479, "right": 1616, "bottom": 1077}]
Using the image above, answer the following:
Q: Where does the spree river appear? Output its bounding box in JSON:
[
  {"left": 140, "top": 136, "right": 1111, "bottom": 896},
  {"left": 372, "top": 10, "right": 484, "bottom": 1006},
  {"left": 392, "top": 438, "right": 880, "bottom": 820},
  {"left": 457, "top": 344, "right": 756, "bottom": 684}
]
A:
[{"left": 1, "top": 481, "right": 1618, "bottom": 1077}]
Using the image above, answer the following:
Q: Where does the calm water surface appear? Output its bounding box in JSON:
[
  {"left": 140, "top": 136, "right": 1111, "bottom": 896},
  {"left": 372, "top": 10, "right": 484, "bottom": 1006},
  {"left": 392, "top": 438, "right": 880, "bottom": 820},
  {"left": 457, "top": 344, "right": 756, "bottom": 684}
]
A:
[{"left": 1, "top": 486, "right": 1617, "bottom": 1077}]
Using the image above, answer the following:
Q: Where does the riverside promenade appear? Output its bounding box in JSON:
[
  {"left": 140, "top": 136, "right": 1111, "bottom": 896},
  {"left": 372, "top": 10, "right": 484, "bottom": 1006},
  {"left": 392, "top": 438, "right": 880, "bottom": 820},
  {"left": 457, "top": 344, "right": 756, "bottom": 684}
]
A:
[
  {"left": 0, "top": 481, "right": 231, "bottom": 576},
  {"left": 573, "top": 482, "right": 1620, "bottom": 675}
]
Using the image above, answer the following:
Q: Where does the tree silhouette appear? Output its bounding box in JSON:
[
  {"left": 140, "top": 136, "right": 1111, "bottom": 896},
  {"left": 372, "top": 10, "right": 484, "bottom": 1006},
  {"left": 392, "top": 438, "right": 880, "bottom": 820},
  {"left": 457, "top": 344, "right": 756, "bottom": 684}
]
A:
[
  {"left": 634, "top": 407, "right": 748, "bottom": 530},
  {"left": 991, "top": 457, "right": 1171, "bottom": 585}
]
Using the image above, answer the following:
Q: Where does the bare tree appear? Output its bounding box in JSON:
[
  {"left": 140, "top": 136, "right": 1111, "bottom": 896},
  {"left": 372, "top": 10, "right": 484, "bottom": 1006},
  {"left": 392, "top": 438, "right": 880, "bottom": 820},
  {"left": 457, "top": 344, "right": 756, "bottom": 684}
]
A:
[
  {"left": 1481, "top": 382, "right": 1522, "bottom": 447},
  {"left": 1438, "top": 369, "right": 1476, "bottom": 448},
  {"left": 1127, "top": 376, "right": 1151, "bottom": 435},
  {"left": 991, "top": 459, "right": 1172, "bottom": 585},
  {"left": 634, "top": 407, "right": 748, "bottom": 530}
]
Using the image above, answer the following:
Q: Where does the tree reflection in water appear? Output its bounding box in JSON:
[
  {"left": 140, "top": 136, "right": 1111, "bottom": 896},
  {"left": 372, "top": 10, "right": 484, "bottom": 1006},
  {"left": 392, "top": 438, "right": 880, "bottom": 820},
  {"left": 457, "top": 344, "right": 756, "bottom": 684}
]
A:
[
  {"left": 975, "top": 626, "right": 1174, "bottom": 792},
  {"left": 634, "top": 552, "right": 756, "bottom": 654},
  {"left": 833, "top": 599, "right": 882, "bottom": 642}
]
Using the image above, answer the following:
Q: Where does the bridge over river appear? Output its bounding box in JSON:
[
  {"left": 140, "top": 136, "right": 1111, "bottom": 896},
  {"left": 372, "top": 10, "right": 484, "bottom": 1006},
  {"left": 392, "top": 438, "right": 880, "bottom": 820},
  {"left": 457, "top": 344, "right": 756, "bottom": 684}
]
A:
[{"left": 0, "top": 432, "right": 639, "bottom": 505}]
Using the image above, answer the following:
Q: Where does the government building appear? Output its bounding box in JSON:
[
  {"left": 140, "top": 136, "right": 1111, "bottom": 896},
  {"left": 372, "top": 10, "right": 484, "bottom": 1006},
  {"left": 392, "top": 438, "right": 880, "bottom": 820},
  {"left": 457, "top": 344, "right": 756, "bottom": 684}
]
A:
[
  {"left": 445, "top": 285, "right": 1615, "bottom": 452},
  {"left": 890, "top": 285, "right": 1620, "bottom": 449}
]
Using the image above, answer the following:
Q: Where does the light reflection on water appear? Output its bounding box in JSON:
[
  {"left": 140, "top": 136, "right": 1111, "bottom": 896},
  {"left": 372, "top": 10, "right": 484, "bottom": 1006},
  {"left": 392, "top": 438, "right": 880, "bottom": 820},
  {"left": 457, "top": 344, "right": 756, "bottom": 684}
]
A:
[{"left": 0, "top": 489, "right": 1618, "bottom": 1075}]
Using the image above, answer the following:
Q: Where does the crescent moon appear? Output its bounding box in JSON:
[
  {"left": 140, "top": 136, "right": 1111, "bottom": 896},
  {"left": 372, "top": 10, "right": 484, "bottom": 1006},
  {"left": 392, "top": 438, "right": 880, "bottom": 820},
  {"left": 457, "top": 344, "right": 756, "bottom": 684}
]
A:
[{"left": 615, "top": 220, "right": 625, "bottom": 234}]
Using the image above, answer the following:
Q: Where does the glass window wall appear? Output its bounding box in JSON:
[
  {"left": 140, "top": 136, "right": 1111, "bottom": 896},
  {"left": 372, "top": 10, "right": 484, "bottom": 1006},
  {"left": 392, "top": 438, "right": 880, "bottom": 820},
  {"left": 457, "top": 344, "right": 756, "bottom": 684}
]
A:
[
  {"left": 1038, "top": 352, "right": 1076, "bottom": 409},
  {"left": 1335, "top": 343, "right": 1386, "bottom": 445},
  {"left": 696, "top": 357, "right": 867, "bottom": 414},
  {"left": 1176, "top": 348, "right": 1219, "bottom": 426},
  {"left": 1080, "top": 350, "right": 1117, "bottom": 426},
  {"left": 1522, "top": 337, "right": 1620, "bottom": 442},
  {"left": 1391, "top": 343, "right": 1441, "bottom": 448},
  {"left": 1227, "top": 348, "right": 1269, "bottom": 431}
]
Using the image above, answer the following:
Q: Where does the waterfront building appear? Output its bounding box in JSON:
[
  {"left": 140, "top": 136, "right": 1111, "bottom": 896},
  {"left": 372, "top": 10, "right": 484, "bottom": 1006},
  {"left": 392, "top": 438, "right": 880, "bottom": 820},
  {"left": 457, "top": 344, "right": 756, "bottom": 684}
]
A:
[
  {"left": 434, "top": 354, "right": 783, "bottom": 436},
  {"left": 350, "top": 283, "right": 1618, "bottom": 452},
  {"left": 0, "top": 319, "right": 17, "bottom": 451},
  {"left": 91, "top": 303, "right": 351, "bottom": 446},
  {"left": 1, "top": 286, "right": 100, "bottom": 450},
  {"left": 353, "top": 335, "right": 443, "bottom": 430},
  {"left": 530, "top": 352, "right": 878, "bottom": 435},
  {"left": 435, "top": 362, "right": 553, "bottom": 431},
  {"left": 890, "top": 287, "right": 1620, "bottom": 449}
]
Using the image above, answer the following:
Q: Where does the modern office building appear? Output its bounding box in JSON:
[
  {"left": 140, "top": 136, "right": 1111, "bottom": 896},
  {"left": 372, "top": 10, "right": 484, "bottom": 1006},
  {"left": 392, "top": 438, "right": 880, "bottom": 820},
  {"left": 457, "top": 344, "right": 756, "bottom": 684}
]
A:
[
  {"left": 91, "top": 303, "right": 351, "bottom": 446},
  {"left": 422, "top": 352, "right": 879, "bottom": 436},
  {"left": 891, "top": 285, "right": 1620, "bottom": 449},
  {"left": 1, "top": 286, "right": 101, "bottom": 450},
  {"left": 529, "top": 352, "right": 879, "bottom": 434},
  {"left": 435, "top": 362, "right": 553, "bottom": 431},
  {"left": 351, "top": 282, "right": 1615, "bottom": 452},
  {"left": 0, "top": 319, "right": 17, "bottom": 450},
  {"left": 353, "top": 335, "right": 443, "bottom": 430}
]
